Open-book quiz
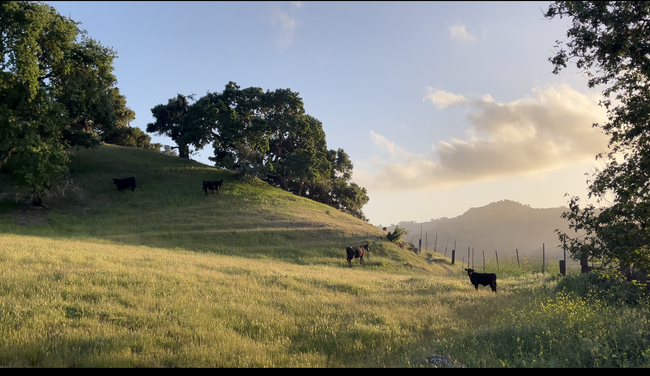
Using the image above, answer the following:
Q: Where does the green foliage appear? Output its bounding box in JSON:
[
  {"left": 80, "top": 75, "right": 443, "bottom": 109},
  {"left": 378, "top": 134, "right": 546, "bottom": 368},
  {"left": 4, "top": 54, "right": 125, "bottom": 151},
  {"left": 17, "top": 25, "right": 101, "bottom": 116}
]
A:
[
  {"left": 146, "top": 93, "right": 209, "bottom": 159},
  {"left": 103, "top": 126, "right": 160, "bottom": 151},
  {"left": 386, "top": 226, "right": 409, "bottom": 243},
  {"left": 329, "top": 179, "right": 369, "bottom": 221},
  {"left": 437, "top": 290, "right": 650, "bottom": 367},
  {"left": 161, "top": 145, "right": 178, "bottom": 157},
  {"left": 0, "top": 1, "right": 133, "bottom": 201},
  {"left": 554, "top": 269, "right": 649, "bottom": 307},
  {"left": 547, "top": 1, "right": 650, "bottom": 274}
]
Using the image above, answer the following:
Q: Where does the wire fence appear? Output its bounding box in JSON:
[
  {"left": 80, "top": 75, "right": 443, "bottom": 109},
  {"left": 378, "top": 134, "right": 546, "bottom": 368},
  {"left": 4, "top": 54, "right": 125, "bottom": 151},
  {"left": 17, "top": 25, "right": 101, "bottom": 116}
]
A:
[{"left": 409, "top": 229, "right": 582, "bottom": 276}]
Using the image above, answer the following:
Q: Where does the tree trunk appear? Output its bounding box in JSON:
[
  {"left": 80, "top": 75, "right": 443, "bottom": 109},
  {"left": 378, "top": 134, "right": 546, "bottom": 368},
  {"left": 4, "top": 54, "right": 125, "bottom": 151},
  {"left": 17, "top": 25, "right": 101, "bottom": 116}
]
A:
[
  {"left": 266, "top": 173, "right": 288, "bottom": 191},
  {"left": 174, "top": 144, "right": 190, "bottom": 159},
  {"left": 0, "top": 147, "right": 16, "bottom": 171}
]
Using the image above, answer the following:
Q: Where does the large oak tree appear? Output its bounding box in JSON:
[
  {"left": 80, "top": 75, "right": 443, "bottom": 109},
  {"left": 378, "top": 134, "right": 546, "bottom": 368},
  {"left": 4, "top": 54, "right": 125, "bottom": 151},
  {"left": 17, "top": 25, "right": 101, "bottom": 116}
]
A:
[
  {"left": 1, "top": 1, "right": 133, "bottom": 202},
  {"left": 149, "top": 82, "right": 370, "bottom": 220},
  {"left": 547, "top": 1, "right": 650, "bottom": 275}
]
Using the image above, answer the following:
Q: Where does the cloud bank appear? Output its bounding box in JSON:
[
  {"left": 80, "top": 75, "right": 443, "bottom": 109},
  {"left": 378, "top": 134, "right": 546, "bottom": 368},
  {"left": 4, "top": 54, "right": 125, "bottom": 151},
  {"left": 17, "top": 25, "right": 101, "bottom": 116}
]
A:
[{"left": 354, "top": 84, "right": 609, "bottom": 192}]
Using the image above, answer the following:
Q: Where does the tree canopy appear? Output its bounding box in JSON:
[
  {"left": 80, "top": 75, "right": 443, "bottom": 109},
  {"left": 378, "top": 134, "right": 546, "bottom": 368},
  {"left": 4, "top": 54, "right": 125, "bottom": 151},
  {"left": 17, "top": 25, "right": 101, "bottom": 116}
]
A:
[
  {"left": 148, "top": 82, "right": 370, "bottom": 220},
  {"left": 146, "top": 93, "right": 210, "bottom": 159},
  {"left": 102, "top": 126, "right": 162, "bottom": 151},
  {"left": 547, "top": 1, "right": 650, "bottom": 274},
  {"left": 1, "top": 1, "right": 134, "bottom": 201}
]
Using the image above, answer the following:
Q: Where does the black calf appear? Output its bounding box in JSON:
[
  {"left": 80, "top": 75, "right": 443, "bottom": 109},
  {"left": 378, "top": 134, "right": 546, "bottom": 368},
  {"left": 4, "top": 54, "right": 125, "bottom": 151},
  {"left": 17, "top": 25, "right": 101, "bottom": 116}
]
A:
[
  {"left": 465, "top": 268, "right": 497, "bottom": 293},
  {"left": 203, "top": 180, "right": 224, "bottom": 196}
]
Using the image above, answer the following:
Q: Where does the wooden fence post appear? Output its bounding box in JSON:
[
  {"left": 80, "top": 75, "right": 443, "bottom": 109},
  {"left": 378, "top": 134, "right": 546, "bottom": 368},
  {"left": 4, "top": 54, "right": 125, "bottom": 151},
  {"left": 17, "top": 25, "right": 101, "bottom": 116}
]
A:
[
  {"left": 435, "top": 233, "right": 438, "bottom": 253},
  {"left": 482, "top": 250, "right": 485, "bottom": 271},
  {"left": 559, "top": 260, "right": 566, "bottom": 276},
  {"left": 563, "top": 239, "right": 567, "bottom": 276},
  {"left": 495, "top": 251, "right": 499, "bottom": 272},
  {"left": 516, "top": 249, "right": 520, "bottom": 268},
  {"left": 542, "top": 243, "right": 545, "bottom": 274},
  {"left": 451, "top": 249, "right": 455, "bottom": 265},
  {"left": 467, "top": 247, "right": 470, "bottom": 268},
  {"left": 472, "top": 247, "right": 474, "bottom": 269},
  {"left": 580, "top": 252, "right": 590, "bottom": 273}
]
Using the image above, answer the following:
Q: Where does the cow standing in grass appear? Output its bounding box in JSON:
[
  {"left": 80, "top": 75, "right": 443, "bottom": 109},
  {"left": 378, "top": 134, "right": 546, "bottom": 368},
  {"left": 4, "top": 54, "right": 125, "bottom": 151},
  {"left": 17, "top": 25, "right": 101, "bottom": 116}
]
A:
[
  {"left": 465, "top": 268, "right": 497, "bottom": 293},
  {"left": 346, "top": 244, "right": 369, "bottom": 267},
  {"left": 113, "top": 177, "right": 136, "bottom": 192},
  {"left": 203, "top": 180, "right": 224, "bottom": 196}
]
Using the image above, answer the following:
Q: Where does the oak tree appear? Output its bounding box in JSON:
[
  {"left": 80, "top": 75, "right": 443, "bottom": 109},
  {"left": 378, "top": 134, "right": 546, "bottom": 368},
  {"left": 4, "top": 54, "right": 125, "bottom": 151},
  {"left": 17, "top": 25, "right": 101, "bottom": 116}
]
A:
[
  {"left": 1, "top": 1, "right": 132, "bottom": 202},
  {"left": 547, "top": 1, "right": 650, "bottom": 274},
  {"left": 151, "top": 82, "right": 370, "bottom": 220}
]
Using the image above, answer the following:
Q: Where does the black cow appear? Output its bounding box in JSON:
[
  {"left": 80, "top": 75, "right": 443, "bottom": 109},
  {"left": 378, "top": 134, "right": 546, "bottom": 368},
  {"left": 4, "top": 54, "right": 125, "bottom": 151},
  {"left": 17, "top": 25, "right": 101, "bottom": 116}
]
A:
[
  {"left": 465, "top": 268, "right": 497, "bottom": 293},
  {"left": 203, "top": 180, "right": 224, "bottom": 196},
  {"left": 346, "top": 244, "right": 369, "bottom": 266},
  {"left": 112, "top": 177, "right": 136, "bottom": 192}
]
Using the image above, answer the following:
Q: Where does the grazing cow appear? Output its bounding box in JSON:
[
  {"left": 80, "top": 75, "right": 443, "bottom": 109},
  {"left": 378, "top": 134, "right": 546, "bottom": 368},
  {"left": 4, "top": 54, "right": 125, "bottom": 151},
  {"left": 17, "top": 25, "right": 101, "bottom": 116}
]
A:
[
  {"left": 203, "top": 180, "right": 224, "bottom": 196},
  {"left": 465, "top": 268, "right": 497, "bottom": 293},
  {"left": 346, "top": 244, "right": 369, "bottom": 266},
  {"left": 112, "top": 177, "right": 136, "bottom": 192}
]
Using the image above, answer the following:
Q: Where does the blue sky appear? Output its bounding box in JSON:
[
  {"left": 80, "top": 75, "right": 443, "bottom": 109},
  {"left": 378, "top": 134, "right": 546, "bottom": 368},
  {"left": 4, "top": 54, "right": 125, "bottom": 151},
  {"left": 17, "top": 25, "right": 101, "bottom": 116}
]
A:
[{"left": 47, "top": 1, "right": 610, "bottom": 226}]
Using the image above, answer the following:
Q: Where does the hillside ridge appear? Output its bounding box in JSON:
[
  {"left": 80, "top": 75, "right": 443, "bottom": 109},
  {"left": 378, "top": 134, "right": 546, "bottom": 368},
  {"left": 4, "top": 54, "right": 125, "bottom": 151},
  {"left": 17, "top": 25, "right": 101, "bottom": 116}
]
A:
[
  {"left": 385, "top": 199, "right": 572, "bottom": 260},
  {"left": 0, "top": 144, "right": 450, "bottom": 274}
]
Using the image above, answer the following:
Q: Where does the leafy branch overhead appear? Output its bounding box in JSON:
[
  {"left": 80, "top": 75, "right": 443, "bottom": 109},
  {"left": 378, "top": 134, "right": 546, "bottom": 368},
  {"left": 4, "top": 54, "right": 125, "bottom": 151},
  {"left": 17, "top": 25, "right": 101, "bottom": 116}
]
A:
[
  {"left": 148, "top": 82, "right": 370, "bottom": 220},
  {"left": 547, "top": 1, "right": 650, "bottom": 275}
]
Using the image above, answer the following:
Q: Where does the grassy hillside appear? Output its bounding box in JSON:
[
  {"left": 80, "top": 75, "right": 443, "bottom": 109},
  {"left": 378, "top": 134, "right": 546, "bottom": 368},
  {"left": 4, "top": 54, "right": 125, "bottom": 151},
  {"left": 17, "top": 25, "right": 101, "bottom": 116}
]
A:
[
  {"left": 0, "top": 144, "right": 444, "bottom": 272},
  {"left": 1, "top": 145, "right": 648, "bottom": 367}
]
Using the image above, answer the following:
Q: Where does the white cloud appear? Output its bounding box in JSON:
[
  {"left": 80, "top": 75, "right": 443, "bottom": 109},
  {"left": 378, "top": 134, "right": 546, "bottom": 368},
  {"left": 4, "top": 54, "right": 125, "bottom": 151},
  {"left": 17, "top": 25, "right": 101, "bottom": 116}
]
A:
[
  {"left": 424, "top": 87, "right": 469, "bottom": 109},
  {"left": 270, "top": 6, "right": 298, "bottom": 51},
  {"left": 370, "top": 131, "right": 413, "bottom": 161},
  {"left": 354, "top": 84, "right": 609, "bottom": 192},
  {"left": 449, "top": 23, "right": 477, "bottom": 42}
]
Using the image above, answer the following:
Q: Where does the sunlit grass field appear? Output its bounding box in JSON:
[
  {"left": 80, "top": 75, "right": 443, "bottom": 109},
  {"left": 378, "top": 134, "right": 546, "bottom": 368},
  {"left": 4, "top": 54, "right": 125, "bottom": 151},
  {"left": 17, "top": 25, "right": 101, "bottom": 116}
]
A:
[{"left": 1, "top": 145, "right": 649, "bottom": 367}]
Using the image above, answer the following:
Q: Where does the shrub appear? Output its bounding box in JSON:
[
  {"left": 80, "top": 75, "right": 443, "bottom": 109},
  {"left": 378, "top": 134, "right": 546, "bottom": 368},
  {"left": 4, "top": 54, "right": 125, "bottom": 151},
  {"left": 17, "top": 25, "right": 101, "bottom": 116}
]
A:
[
  {"left": 386, "top": 226, "right": 409, "bottom": 243},
  {"left": 555, "top": 269, "right": 649, "bottom": 306}
]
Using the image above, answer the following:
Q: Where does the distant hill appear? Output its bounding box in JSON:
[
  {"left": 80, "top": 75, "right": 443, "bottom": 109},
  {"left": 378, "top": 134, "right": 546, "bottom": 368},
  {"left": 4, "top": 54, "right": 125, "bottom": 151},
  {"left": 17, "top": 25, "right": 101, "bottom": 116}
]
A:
[{"left": 384, "top": 199, "right": 574, "bottom": 261}]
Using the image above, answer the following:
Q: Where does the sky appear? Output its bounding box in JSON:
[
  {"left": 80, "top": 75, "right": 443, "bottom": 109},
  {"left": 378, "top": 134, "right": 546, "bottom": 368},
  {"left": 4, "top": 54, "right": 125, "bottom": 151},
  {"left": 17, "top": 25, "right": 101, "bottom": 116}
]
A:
[{"left": 46, "top": 1, "right": 612, "bottom": 227}]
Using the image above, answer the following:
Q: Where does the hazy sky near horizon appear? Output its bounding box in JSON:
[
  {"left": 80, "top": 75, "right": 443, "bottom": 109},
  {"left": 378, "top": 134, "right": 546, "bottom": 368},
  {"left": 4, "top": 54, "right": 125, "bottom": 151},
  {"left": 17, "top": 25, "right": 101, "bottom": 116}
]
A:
[{"left": 47, "top": 1, "right": 611, "bottom": 226}]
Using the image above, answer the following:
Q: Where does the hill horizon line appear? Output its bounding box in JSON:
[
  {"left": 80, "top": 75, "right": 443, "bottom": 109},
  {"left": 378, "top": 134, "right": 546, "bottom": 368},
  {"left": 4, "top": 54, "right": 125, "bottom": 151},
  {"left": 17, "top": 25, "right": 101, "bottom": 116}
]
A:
[{"left": 384, "top": 199, "right": 569, "bottom": 228}]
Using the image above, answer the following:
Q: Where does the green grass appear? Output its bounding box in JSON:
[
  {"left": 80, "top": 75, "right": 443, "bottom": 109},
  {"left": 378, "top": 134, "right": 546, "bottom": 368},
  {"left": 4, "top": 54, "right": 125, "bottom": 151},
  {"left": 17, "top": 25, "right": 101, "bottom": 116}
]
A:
[
  {"left": 436, "top": 290, "right": 650, "bottom": 367},
  {"left": 0, "top": 144, "right": 649, "bottom": 367},
  {"left": 0, "top": 234, "right": 483, "bottom": 367}
]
